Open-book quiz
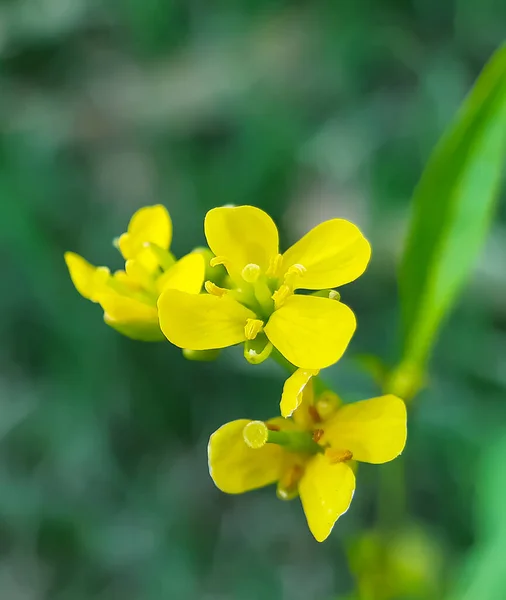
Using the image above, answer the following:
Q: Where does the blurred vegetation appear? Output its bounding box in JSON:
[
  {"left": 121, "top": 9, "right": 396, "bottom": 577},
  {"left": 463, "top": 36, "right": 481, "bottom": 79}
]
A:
[{"left": 1, "top": 1, "right": 506, "bottom": 599}]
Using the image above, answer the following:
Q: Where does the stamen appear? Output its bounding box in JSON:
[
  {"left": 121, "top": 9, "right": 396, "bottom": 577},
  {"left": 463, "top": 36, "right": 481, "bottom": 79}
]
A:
[
  {"left": 272, "top": 284, "right": 292, "bottom": 309},
  {"left": 308, "top": 405, "right": 322, "bottom": 423},
  {"left": 244, "top": 318, "right": 264, "bottom": 340},
  {"left": 241, "top": 263, "right": 261, "bottom": 283},
  {"left": 328, "top": 290, "right": 341, "bottom": 301},
  {"left": 287, "top": 263, "right": 306, "bottom": 277},
  {"left": 266, "top": 253, "right": 283, "bottom": 278},
  {"left": 205, "top": 281, "right": 228, "bottom": 297},
  {"left": 325, "top": 448, "right": 353, "bottom": 464},
  {"left": 312, "top": 429, "right": 324, "bottom": 442},
  {"left": 283, "top": 263, "right": 306, "bottom": 288},
  {"left": 210, "top": 255, "right": 229, "bottom": 268},
  {"left": 266, "top": 423, "right": 280, "bottom": 431},
  {"left": 243, "top": 421, "right": 269, "bottom": 449}
]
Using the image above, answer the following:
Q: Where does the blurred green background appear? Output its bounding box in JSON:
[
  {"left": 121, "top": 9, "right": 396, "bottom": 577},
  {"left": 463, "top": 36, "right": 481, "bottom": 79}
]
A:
[{"left": 1, "top": 1, "right": 506, "bottom": 598}]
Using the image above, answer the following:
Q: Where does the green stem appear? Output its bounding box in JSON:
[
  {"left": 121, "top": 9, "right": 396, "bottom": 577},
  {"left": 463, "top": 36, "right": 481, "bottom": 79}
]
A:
[{"left": 267, "top": 429, "right": 323, "bottom": 454}]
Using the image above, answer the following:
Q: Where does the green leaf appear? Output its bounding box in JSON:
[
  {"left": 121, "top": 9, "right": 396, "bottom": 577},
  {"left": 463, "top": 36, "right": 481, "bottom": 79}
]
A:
[
  {"left": 399, "top": 44, "right": 506, "bottom": 368},
  {"left": 447, "top": 433, "right": 506, "bottom": 600}
]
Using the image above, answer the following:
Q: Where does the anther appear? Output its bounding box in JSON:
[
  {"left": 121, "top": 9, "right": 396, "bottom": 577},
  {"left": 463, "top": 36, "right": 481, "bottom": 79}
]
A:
[
  {"left": 266, "top": 423, "right": 280, "bottom": 431},
  {"left": 210, "top": 255, "right": 228, "bottom": 268},
  {"left": 287, "top": 263, "right": 306, "bottom": 277},
  {"left": 243, "top": 421, "right": 269, "bottom": 449},
  {"left": 283, "top": 263, "right": 306, "bottom": 288},
  {"left": 241, "top": 263, "right": 261, "bottom": 283},
  {"left": 266, "top": 253, "right": 283, "bottom": 278},
  {"left": 312, "top": 429, "right": 324, "bottom": 442},
  {"left": 205, "top": 281, "right": 228, "bottom": 297},
  {"left": 272, "top": 284, "right": 292, "bottom": 309},
  {"left": 244, "top": 318, "right": 264, "bottom": 340},
  {"left": 328, "top": 290, "right": 341, "bottom": 301},
  {"left": 325, "top": 448, "right": 353, "bottom": 464},
  {"left": 308, "top": 405, "right": 322, "bottom": 423}
]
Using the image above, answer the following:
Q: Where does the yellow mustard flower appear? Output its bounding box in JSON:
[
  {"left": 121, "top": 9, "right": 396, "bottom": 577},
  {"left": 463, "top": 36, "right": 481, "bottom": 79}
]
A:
[
  {"left": 158, "top": 205, "right": 371, "bottom": 369},
  {"left": 65, "top": 205, "right": 205, "bottom": 341},
  {"left": 208, "top": 381, "right": 406, "bottom": 542}
]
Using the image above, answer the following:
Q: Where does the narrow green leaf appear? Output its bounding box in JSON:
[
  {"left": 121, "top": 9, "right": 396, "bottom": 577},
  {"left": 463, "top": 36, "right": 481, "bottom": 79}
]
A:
[{"left": 399, "top": 44, "right": 506, "bottom": 368}]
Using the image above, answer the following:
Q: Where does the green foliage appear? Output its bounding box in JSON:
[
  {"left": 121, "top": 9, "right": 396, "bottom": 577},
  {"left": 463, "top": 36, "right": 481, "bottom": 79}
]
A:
[
  {"left": 449, "top": 433, "right": 506, "bottom": 600},
  {"left": 399, "top": 45, "right": 506, "bottom": 369}
]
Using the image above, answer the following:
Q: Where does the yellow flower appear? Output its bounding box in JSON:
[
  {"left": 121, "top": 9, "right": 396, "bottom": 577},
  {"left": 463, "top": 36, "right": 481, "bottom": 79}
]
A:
[
  {"left": 208, "top": 382, "right": 407, "bottom": 542},
  {"left": 158, "top": 205, "right": 371, "bottom": 369},
  {"left": 65, "top": 205, "right": 205, "bottom": 341}
]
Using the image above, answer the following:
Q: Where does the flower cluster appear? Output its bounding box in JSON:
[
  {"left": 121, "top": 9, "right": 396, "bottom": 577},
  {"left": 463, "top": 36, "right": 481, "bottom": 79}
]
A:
[
  {"left": 65, "top": 204, "right": 407, "bottom": 541},
  {"left": 65, "top": 205, "right": 205, "bottom": 341}
]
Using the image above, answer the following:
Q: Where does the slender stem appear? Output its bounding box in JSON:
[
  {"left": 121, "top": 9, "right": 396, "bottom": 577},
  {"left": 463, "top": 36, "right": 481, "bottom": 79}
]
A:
[{"left": 267, "top": 429, "right": 323, "bottom": 454}]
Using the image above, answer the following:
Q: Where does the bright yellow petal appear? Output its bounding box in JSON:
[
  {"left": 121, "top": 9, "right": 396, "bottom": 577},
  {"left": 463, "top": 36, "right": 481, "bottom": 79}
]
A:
[
  {"left": 208, "top": 420, "right": 285, "bottom": 494},
  {"left": 264, "top": 295, "right": 356, "bottom": 369},
  {"left": 280, "top": 368, "right": 319, "bottom": 418},
  {"left": 98, "top": 292, "right": 158, "bottom": 323},
  {"left": 281, "top": 219, "right": 371, "bottom": 290},
  {"left": 299, "top": 455, "right": 355, "bottom": 542},
  {"left": 104, "top": 315, "right": 165, "bottom": 341},
  {"left": 118, "top": 204, "right": 172, "bottom": 260},
  {"left": 156, "top": 252, "right": 205, "bottom": 295},
  {"left": 64, "top": 252, "right": 110, "bottom": 302},
  {"left": 157, "top": 289, "right": 256, "bottom": 350},
  {"left": 204, "top": 205, "right": 279, "bottom": 276},
  {"left": 98, "top": 293, "right": 163, "bottom": 341},
  {"left": 322, "top": 395, "right": 407, "bottom": 464}
]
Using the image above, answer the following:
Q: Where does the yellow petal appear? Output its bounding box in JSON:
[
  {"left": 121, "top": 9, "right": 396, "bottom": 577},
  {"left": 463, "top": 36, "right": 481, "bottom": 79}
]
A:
[
  {"left": 299, "top": 455, "right": 355, "bottom": 542},
  {"left": 64, "top": 252, "right": 110, "bottom": 302},
  {"left": 98, "top": 293, "right": 163, "bottom": 341},
  {"left": 208, "top": 420, "right": 285, "bottom": 494},
  {"left": 99, "top": 292, "right": 158, "bottom": 323},
  {"left": 322, "top": 395, "right": 407, "bottom": 464},
  {"left": 156, "top": 252, "right": 205, "bottom": 295},
  {"left": 104, "top": 315, "right": 165, "bottom": 341},
  {"left": 204, "top": 206, "right": 279, "bottom": 276},
  {"left": 264, "top": 295, "right": 356, "bottom": 369},
  {"left": 281, "top": 219, "right": 371, "bottom": 290},
  {"left": 157, "top": 289, "right": 256, "bottom": 350},
  {"left": 280, "top": 368, "right": 319, "bottom": 418},
  {"left": 118, "top": 205, "right": 172, "bottom": 260}
]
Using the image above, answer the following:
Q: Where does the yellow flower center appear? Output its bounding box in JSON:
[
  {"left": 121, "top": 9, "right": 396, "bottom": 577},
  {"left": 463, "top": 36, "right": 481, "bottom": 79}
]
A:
[{"left": 271, "top": 262, "right": 307, "bottom": 309}]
